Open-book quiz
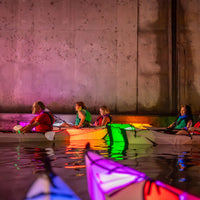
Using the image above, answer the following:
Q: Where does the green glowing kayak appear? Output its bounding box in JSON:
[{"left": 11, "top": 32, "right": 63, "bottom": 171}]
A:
[{"left": 107, "top": 124, "right": 200, "bottom": 145}]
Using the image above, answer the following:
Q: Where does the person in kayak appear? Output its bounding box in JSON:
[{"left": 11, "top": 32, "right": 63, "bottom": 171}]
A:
[
  {"left": 62, "top": 101, "right": 91, "bottom": 128},
  {"left": 19, "top": 101, "right": 55, "bottom": 133},
  {"left": 93, "top": 106, "right": 112, "bottom": 126},
  {"left": 176, "top": 113, "right": 200, "bottom": 135},
  {"left": 167, "top": 104, "right": 193, "bottom": 132}
]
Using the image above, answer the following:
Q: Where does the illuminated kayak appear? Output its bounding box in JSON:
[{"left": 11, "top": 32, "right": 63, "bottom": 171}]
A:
[
  {"left": 85, "top": 151, "right": 200, "bottom": 200},
  {"left": 106, "top": 123, "right": 151, "bottom": 144},
  {"left": 135, "top": 130, "right": 200, "bottom": 145},
  {"left": 0, "top": 126, "right": 106, "bottom": 142},
  {"left": 0, "top": 131, "right": 70, "bottom": 143},
  {"left": 61, "top": 126, "right": 108, "bottom": 140},
  {"left": 25, "top": 173, "right": 80, "bottom": 200},
  {"left": 107, "top": 124, "right": 200, "bottom": 145}
]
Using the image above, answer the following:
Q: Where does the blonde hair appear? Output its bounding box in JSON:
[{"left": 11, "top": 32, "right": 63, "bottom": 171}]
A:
[{"left": 100, "top": 106, "right": 110, "bottom": 114}]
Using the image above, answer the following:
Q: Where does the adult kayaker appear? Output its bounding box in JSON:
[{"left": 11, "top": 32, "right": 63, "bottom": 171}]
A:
[
  {"left": 93, "top": 106, "right": 112, "bottom": 126},
  {"left": 19, "top": 101, "right": 55, "bottom": 133},
  {"left": 62, "top": 101, "right": 91, "bottom": 128},
  {"left": 167, "top": 104, "right": 193, "bottom": 131}
]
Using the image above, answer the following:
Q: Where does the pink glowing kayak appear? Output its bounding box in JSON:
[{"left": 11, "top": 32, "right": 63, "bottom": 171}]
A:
[{"left": 85, "top": 151, "right": 200, "bottom": 200}]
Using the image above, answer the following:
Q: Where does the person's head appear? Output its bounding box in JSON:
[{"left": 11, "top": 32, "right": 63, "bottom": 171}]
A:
[
  {"left": 180, "top": 104, "right": 192, "bottom": 116},
  {"left": 75, "top": 101, "right": 86, "bottom": 111},
  {"left": 32, "top": 101, "right": 45, "bottom": 114},
  {"left": 99, "top": 106, "right": 110, "bottom": 116}
]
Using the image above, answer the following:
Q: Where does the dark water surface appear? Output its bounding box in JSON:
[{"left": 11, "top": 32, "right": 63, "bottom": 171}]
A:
[{"left": 0, "top": 140, "right": 200, "bottom": 200}]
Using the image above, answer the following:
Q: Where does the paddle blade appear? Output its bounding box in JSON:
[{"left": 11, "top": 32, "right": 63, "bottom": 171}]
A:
[
  {"left": 13, "top": 125, "right": 23, "bottom": 132},
  {"left": 45, "top": 131, "right": 55, "bottom": 141}
]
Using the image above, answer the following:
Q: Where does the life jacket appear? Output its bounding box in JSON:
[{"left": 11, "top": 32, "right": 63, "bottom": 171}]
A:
[
  {"left": 32, "top": 111, "right": 55, "bottom": 133},
  {"left": 102, "top": 114, "right": 112, "bottom": 125},
  {"left": 192, "top": 121, "right": 200, "bottom": 134},
  {"left": 173, "top": 115, "right": 189, "bottom": 129},
  {"left": 43, "top": 111, "right": 54, "bottom": 130},
  {"left": 75, "top": 109, "right": 91, "bottom": 126},
  {"left": 95, "top": 114, "right": 112, "bottom": 126},
  {"left": 95, "top": 116, "right": 103, "bottom": 126}
]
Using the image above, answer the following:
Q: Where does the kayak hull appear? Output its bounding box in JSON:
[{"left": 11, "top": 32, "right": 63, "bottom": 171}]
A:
[
  {"left": 63, "top": 126, "right": 107, "bottom": 140},
  {"left": 107, "top": 123, "right": 200, "bottom": 145},
  {"left": 0, "top": 126, "right": 107, "bottom": 142},
  {"left": 0, "top": 131, "right": 70, "bottom": 143},
  {"left": 136, "top": 130, "right": 200, "bottom": 145},
  {"left": 85, "top": 151, "right": 200, "bottom": 200}
]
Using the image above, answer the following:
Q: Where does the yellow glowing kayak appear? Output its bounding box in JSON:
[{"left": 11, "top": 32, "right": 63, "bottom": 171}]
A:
[{"left": 60, "top": 126, "right": 108, "bottom": 140}]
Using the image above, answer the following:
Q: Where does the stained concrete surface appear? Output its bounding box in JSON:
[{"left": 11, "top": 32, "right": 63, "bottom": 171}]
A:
[{"left": 0, "top": 0, "right": 200, "bottom": 114}]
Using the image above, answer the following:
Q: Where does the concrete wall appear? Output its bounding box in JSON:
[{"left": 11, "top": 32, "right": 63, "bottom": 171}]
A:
[
  {"left": 138, "top": 0, "right": 171, "bottom": 114},
  {"left": 177, "top": 0, "right": 200, "bottom": 113},
  {"left": 0, "top": 0, "right": 199, "bottom": 114},
  {"left": 0, "top": 0, "right": 139, "bottom": 114}
]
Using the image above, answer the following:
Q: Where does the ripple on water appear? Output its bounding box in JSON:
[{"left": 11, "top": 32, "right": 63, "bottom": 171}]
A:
[{"left": 0, "top": 141, "right": 200, "bottom": 199}]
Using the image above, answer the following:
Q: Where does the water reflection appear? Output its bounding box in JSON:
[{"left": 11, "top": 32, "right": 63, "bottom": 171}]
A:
[
  {"left": 107, "top": 140, "right": 154, "bottom": 161},
  {"left": 0, "top": 141, "right": 200, "bottom": 199}
]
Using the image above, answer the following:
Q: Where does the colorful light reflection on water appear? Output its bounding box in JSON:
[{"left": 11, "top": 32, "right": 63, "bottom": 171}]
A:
[{"left": 0, "top": 140, "right": 200, "bottom": 199}]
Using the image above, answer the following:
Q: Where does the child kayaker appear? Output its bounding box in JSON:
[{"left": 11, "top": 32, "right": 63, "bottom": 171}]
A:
[
  {"left": 93, "top": 106, "right": 112, "bottom": 126},
  {"left": 177, "top": 112, "right": 200, "bottom": 135},
  {"left": 167, "top": 104, "right": 193, "bottom": 133}
]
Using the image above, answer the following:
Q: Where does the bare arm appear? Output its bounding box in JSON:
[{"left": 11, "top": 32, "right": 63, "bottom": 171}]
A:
[
  {"left": 186, "top": 120, "right": 192, "bottom": 129},
  {"left": 188, "top": 126, "right": 200, "bottom": 132},
  {"left": 76, "top": 111, "right": 86, "bottom": 128},
  {"left": 60, "top": 122, "right": 71, "bottom": 127},
  {"left": 168, "top": 122, "right": 175, "bottom": 128},
  {"left": 19, "top": 121, "right": 40, "bottom": 133},
  {"left": 101, "top": 116, "right": 110, "bottom": 126}
]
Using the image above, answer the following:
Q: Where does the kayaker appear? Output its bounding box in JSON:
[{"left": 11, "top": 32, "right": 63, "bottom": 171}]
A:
[
  {"left": 93, "top": 106, "right": 112, "bottom": 126},
  {"left": 167, "top": 104, "right": 193, "bottom": 131},
  {"left": 62, "top": 101, "right": 91, "bottom": 128},
  {"left": 19, "top": 101, "right": 55, "bottom": 133},
  {"left": 177, "top": 113, "right": 200, "bottom": 135}
]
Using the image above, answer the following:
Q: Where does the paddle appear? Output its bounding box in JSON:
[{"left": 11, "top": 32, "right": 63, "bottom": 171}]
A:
[
  {"left": 13, "top": 125, "right": 23, "bottom": 133},
  {"left": 25, "top": 153, "right": 80, "bottom": 200},
  {"left": 143, "top": 126, "right": 167, "bottom": 131},
  {"left": 143, "top": 126, "right": 180, "bottom": 134},
  {"left": 45, "top": 131, "right": 56, "bottom": 141},
  {"left": 14, "top": 124, "right": 55, "bottom": 141},
  {"left": 51, "top": 112, "right": 74, "bottom": 127},
  {"left": 13, "top": 125, "right": 55, "bottom": 141}
]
